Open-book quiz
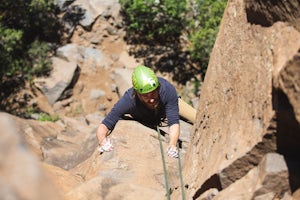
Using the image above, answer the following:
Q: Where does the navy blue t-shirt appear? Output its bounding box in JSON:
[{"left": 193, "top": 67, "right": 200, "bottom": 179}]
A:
[{"left": 102, "top": 77, "right": 179, "bottom": 130}]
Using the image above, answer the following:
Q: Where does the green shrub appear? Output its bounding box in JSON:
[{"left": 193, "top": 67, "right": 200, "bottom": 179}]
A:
[
  {"left": 118, "top": 0, "right": 226, "bottom": 80},
  {"left": 0, "top": 0, "right": 59, "bottom": 80},
  {"left": 27, "top": 40, "right": 53, "bottom": 78},
  {"left": 119, "top": 0, "right": 187, "bottom": 43},
  {"left": 188, "top": 0, "right": 227, "bottom": 70},
  {"left": 25, "top": 106, "right": 59, "bottom": 122},
  {"left": 0, "top": 22, "right": 24, "bottom": 76},
  {"left": 38, "top": 112, "right": 59, "bottom": 122}
]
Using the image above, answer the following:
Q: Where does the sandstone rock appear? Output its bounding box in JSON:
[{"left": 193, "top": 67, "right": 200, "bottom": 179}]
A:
[
  {"left": 65, "top": 120, "right": 190, "bottom": 200},
  {"left": 112, "top": 68, "right": 134, "bottom": 97},
  {"left": 0, "top": 112, "right": 62, "bottom": 200},
  {"left": 41, "top": 116, "right": 98, "bottom": 170},
  {"left": 293, "top": 189, "right": 300, "bottom": 200},
  {"left": 213, "top": 153, "right": 290, "bottom": 200},
  {"left": 56, "top": 43, "right": 84, "bottom": 63},
  {"left": 179, "top": 0, "right": 300, "bottom": 199},
  {"left": 54, "top": 0, "right": 74, "bottom": 11},
  {"left": 0, "top": 110, "right": 192, "bottom": 200},
  {"left": 89, "top": 89, "right": 106, "bottom": 100},
  {"left": 278, "top": 54, "right": 300, "bottom": 124},
  {"left": 3, "top": 0, "right": 300, "bottom": 199},
  {"left": 72, "top": 0, "right": 121, "bottom": 29},
  {"left": 57, "top": 44, "right": 112, "bottom": 69},
  {"left": 34, "top": 57, "right": 79, "bottom": 105}
]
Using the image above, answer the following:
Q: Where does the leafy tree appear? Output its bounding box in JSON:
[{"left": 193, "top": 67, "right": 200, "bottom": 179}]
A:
[
  {"left": 0, "top": 0, "right": 61, "bottom": 117},
  {"left": 119, "top": 0, "right": 226, "bottom": 81},
  {"left": 187, "top": 0, "right": 227, "bottom": 72},
  {"left": 0, "top": 0, "right": 60, "bottom": 80},
  {"left": 0, "top": 23, "right": 24, "bottom": 76},
  {"left": 119, "top": 0, "right": 187, "bottom": 44}
]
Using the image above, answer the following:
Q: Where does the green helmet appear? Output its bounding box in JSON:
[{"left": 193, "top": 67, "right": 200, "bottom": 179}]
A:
[{"left": 132, "top": 65, "right": 159, "bottom": 94}]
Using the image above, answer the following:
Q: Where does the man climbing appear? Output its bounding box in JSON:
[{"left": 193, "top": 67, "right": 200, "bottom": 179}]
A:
[{"left": 96, "top": 65, "right": 196, "bottom": 158}]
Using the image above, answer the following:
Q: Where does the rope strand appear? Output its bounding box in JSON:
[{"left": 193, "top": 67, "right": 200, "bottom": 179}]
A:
[
  {"left": 177, "top": 143, "right": 186, "bottom": 200},
  {"left": 157, "top": 126, "right": 186, "bottom": 200},
  {"left": 157, "top": 126, "right": 171, "bottom": 200}
]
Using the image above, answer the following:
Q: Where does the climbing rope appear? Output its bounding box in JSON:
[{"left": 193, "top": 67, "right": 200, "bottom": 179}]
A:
[
  {"left": 157, "top": 126, "right": 171, "bottom": 200},
  {"left": 156, "top": 126, "right": 186, "bottom": 200},
  {"left": 177, "top": 142, "right": 186, "bottom": 200}
]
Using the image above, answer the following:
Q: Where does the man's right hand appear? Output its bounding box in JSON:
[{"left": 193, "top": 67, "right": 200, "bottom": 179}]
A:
[
  {"left": 98, "top": 138, "right": 113, "bottom": 153},
  {"left": 166, "top": 145, "right": 178, "bottom": 158}
]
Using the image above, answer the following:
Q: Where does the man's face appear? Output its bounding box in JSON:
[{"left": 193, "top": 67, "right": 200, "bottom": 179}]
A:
[{"left": 137, "top": 88, "right": 159, "bottom": 109}]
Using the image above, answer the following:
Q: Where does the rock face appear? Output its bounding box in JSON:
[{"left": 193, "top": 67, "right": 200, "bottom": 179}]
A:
[
  {"left": 1, "top": 0, "right": 300, "bottom": 200},
  {"left": 0, "top": 111, "right": 192, "bottom": 200},
  {"left": 34, "top": 57, "right": 79, "bottom": 105},
  {"left": 0, "top": 113, "right": 62, "bottom": 200},
  {"left": 178, "top": 0, "right": 300, "bottom": 199}
]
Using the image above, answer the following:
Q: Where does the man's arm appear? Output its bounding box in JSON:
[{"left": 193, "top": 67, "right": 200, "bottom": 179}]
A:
[
  {"left": 96, "top": 123, "right": 113, "bottom": 152},
  {"left": 167, "top": 123, "right": 180, "bottom": 157},
  {"left": 96, "top": 123, "right": 109, "bottom": 145},
  {"left": 96, "top": 89, "right": 135, "bottom": 153}
]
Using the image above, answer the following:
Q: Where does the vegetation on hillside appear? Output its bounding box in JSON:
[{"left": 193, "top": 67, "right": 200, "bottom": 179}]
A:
[
  {"left": 0, "top": 0, "right": 61, "bottom": 117},
  {"left": 188, "top": 0, "right": 227, "bottom": 74},
  {"left": 0, "top": 0, "right": 226, "bottom": 116},
  {"left": 119, "top": 0, "right": 187, "bottom": 43},
  {"left": 0, "top": 0, "right": 61, "bottom": 81},
  {"left": 119, "top": 0, "right": 226, "bottom": 82}
]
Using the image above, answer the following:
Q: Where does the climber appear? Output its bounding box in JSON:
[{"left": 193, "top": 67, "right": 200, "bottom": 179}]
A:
[{"left": 96, "top": 65, "right": 196, "bottom": 158}]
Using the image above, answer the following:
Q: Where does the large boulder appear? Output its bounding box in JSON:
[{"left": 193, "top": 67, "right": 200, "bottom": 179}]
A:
[
  {"left": 0, "top": 111, "right": 192, "bottom": 200},
  {"left": 178, "top": 0, "right": 300, "bottom": 199},
  {"left": 0, "top": 112, "right": 62, "bottom": 200},
  {"left": 34, "top": 57, "right": 79, "bottom": 105}
]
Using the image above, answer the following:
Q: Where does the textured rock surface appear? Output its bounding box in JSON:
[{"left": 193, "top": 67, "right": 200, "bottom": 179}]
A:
[
  {"left": 0, "top": 113, "right": 62, "bottom": 200},
  {"left": 1, "top": 0, "right": 300, "bottom": 199},
  {"left": 0, "top": 112, "right": 192, "bottom": 200},
  {"left": 178, "top": 0, "right": 300, "bottom": 199}
]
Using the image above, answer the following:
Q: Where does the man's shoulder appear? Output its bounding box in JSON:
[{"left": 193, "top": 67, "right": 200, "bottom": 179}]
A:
[
  {"left": 158, "top": 77, "right": 175, "bottom": 88},
  {"left": 158, "top": 77, "right": 171, "bottom": 85},
  {"left": 121, "top": 88, "right": 135, "bottom": 101},
  {"left": 158, "top": 77, "right": 177, "bottom": 99},
  {"left": 124, "top": 87, "right": 134, "bottom": 95}
]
